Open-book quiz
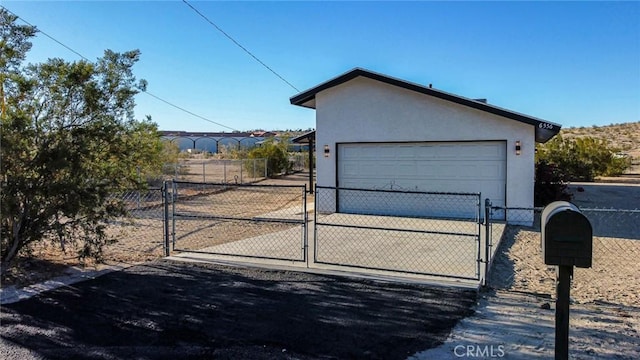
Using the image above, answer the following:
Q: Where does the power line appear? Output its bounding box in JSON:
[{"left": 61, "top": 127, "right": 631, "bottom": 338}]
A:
[
  {"left": 182, "top": 0, "right": 300, "bottom": 92},
  {"left": 4, "top": 9, "right": 90, "bottom": 62},
  {"left": 2, "top": 6, "right": 239, "bottom": 132},
  {"left": 143, "top": 91, "right": 236, "bottom": 131}
]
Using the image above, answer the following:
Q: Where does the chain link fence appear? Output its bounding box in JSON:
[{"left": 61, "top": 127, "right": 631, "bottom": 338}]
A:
[
  {"left": 169, "top": 180, "right": 307, "bottom": 262},
  {"left": 159, "top": 154, "right": 309, "bottom": 185},
  {"left": 288, "top": 153, "right": 307, "bottom": 173},
  {"left": 161, "top": 158, "right": 268, "bottom": 184},
  {"left": 314, "top": 186, "right": 482, "bottom": 280},
  {"left": 103, "top": 188, "right": 166, "bottom": 263},
  {"left": 486, "top": 205, "right": 640, "bottom": 307}
]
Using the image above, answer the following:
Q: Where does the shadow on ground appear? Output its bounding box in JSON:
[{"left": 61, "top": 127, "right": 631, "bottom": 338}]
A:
[
  {"left": 1, "top": 257, "right": 76, "bottom": 288},
  {"left": 1, "top": 260, "right": 476, "bottom": 360}
]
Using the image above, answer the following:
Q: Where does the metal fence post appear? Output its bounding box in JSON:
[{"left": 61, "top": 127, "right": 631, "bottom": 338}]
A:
[
  {"left": 303, "top": 184, "right": 308, "bottom": 265},
  {"left": 171, "top": 181, "right": 177, "bottom": 248},
  {"left": 202, "top": 161, "right": 206, "bottom": 183},
  {"left": 313, "top": 185, "right": 318, "bottom": 264},
  {"left": 264, "top": 158, "right": 267, "bottom": 178},
  {"left": 223, "top": 160, "right": 227, "bottom": 183},
  {"left": 163, "top": 180, "right": 170, "bottom": 257},
  {"left": 476, "top": 193, "right": 482, "bottom": 281},
  {"left": 136, "top": 166, "right": 141, "bottom": 210},
  {"left": 483, "top": 198, "right": 492, "bottom": 286},
  {"left": 240, "top": 159, "right": 243, "bottom": 183}
]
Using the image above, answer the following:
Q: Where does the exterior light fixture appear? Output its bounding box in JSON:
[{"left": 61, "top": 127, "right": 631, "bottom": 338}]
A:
[
  {"left": 515, "top": 141, "right": 522, "bottom": 156},
  {"left": 324, "top": 145, "right": 330, "bottom": 157}
]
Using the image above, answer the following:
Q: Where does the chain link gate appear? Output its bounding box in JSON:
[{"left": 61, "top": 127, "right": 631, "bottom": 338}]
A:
[
  {"left": 164, "top": 180, "right": 308, "bottom": 263},
  {"left": 160, "top": 180, "right": 489, "bottom": 283},
  {"left": 313, "top": 186, "right": 483, "bottom": 281}
]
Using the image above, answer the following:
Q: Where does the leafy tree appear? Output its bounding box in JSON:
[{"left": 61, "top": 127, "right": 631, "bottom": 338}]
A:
[{"left": 0, "top": 10, "right": 164, "bottom": 271}]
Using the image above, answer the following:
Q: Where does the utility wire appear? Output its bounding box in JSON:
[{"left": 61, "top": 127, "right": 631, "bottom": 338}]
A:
[
  {"left": 143, "top": 91, "right": 236, "bottom": 131},
  {"left": 182, "top": 0, "right": 300, "bottom": 92},
  {"left": 2, "top": 6, "right": 239, "bottom": 132},
  {"left": 7, "top": 11, "right": 90, "bottom": 62}
]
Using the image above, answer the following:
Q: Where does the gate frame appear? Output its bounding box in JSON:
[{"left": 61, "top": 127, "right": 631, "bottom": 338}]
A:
[
  {"left": 313, "top": 185, "right": 483, "bottom": 281},
  {"left": 167, "top": 180, "right": 308, "bottom": 263}
]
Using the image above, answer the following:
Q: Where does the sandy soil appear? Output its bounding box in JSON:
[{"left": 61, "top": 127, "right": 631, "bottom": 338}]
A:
[
  {"left": 412, "top": 289, "right": 640, "bottom": 359},
  {"left": 414, "top": 182, "right": 640, "bottom": 359}
]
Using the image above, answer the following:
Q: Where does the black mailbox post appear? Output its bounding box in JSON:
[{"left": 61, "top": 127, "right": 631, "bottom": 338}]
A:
[{"left": 541, "top": 201, "right": 593, "bottom": 360}]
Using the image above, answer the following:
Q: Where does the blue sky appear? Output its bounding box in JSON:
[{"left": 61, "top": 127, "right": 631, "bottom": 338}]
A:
[{"left": 3, "top": 1, "right": 639, "bottom": 132}]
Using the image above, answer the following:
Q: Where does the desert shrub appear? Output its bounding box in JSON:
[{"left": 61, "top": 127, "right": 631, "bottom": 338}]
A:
[
  {"left": 536, "top": 135, "right": 631, "bottom": 181},
  {"left": 247, "top": 137, "right": 291, "bottom": 177},
  {"left": 216, "top": 144, "right": 248, "bottom": 160}
]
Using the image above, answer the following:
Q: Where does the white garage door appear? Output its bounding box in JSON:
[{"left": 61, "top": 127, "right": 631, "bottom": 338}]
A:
[{"left": 337, "top": 142, "right": 506, "bottom": 219}]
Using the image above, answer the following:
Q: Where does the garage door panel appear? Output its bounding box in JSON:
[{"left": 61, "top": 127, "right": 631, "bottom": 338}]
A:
[
  {"left": 394, "top": 145, "right": 419, "bottom": 158},
  {"left": 338, "top": 162, "right": 356, "bottom": 176},
  {"left": 338, "top": 142, "right": 506, "bottom": 219},
  {"left": 476, "top": 162, "right": 506, "bottom": 179},
  {"left": 396, "top": 163, "right": 418, "bottom": 176}
]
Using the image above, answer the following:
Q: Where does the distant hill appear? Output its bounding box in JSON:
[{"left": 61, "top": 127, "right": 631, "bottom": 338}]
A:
[
  {"left": 559, "top": 121, "right": 640, "bottom": 176},
  {"left": 560, "top": 121, "right": 640, "bottom": 158}
]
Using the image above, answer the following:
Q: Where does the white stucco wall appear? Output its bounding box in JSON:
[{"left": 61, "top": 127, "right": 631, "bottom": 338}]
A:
[{"left": 314, "top": 77, "right": 536, "bottom": 211}]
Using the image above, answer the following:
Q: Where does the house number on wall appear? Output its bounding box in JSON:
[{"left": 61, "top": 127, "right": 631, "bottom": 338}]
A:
[{"left": 539, "top": 122, "right": 554, "bottom": 130}]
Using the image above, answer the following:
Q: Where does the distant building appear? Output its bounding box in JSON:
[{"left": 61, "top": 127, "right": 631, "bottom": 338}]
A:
[
  {"left": 251, "top": 131, "right": 278, "bottom": 137},
  {"left": 159, "top": 130, "right": 263, "bottom": 153}
]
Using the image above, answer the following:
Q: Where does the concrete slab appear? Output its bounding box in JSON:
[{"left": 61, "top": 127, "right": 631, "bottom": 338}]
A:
[{"left": 172, "top": 212, "right": 506, "bottom": 285}]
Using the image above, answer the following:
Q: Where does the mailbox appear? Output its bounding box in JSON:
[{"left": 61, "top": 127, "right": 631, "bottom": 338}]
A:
[{"left": 541, "top": 201, "right": 593, "bottom": 268}]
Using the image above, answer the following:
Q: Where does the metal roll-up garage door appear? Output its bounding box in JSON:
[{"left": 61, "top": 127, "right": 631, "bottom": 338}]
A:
[{"left": 337, "top": 141, "right": 506, "bottom": 219}]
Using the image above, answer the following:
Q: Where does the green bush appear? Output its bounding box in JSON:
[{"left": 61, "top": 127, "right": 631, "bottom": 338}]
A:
[
  {"left": 536, "top": 135, "right": 631, "bottom": 181},
  {"left": 247, "top": 137, "right": 290, "bottom": 177}
]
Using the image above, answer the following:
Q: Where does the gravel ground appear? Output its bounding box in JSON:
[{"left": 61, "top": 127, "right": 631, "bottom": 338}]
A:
[{"left": 0, "top": 260, "right": 476, "bottom": 360}]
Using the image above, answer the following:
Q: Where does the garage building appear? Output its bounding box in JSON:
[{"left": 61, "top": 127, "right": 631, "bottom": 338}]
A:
[{"left": 290, "top": 68, "right": 561, "bottom": 221}]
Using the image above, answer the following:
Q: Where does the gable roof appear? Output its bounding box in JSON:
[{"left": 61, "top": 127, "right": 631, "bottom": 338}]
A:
[{"left": 290, "top": 68, "right": 561, "bottom": 143}]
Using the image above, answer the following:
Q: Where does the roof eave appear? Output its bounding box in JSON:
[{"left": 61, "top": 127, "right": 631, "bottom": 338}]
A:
[
  {"left": 290, "top": 68, "right": 562, "bottom": 143},
  {"left": 291, "top": 130, "right": 316, "bottom": 144}
]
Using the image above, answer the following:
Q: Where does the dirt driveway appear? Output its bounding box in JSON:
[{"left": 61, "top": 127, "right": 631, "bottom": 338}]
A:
[{"left": 0, "top": 260, "right": 476, "bottom": 360}]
